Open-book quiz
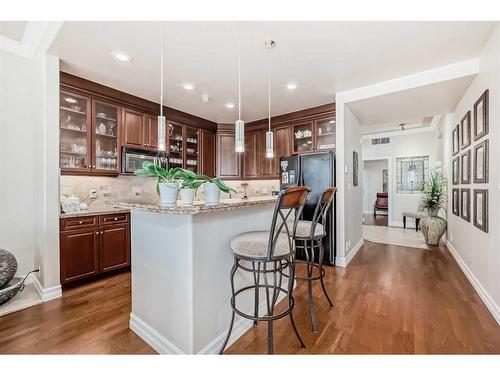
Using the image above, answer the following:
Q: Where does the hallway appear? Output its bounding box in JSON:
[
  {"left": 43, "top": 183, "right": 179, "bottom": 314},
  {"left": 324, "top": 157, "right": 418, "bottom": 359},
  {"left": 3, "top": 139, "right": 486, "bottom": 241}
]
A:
[{"left": 225, "top": 241, "right": 500, "bottom": 354}]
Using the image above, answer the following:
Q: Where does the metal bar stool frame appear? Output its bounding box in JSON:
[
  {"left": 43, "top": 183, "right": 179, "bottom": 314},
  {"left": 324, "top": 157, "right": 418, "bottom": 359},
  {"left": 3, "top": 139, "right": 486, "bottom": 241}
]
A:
[
  {"left": 293, "top": 187, "right": 336, "bottom": 333},
  {"left": 219, "top": 186, "right": 310, "bottom": 355}
]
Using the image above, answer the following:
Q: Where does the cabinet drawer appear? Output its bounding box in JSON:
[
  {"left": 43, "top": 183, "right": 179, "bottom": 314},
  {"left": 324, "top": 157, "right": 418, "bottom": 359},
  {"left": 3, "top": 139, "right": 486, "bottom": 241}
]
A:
[
  {"left": 99, "top": 213, "right": 129, "bottom": 226},
  {"left": 60, "top": 216, "right": 98, "bottom": 231}
]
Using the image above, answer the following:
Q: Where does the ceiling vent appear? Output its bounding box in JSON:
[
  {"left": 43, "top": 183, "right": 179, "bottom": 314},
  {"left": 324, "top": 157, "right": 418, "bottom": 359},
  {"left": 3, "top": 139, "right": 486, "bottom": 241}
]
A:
[{"left": 371, "top": 137, "right": 390, "bottom": 145}]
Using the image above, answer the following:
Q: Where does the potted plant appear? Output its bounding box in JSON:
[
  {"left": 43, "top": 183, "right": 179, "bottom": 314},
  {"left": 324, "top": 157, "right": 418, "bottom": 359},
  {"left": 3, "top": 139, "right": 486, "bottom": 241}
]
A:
[
  {"left": 178, "top": 176, "right": 205, "bottom": 206},
  {"left": 196, "top": 175, "right": 237, "bottom": 204},
  {"left": 420, "top": 169, "right": 447, "bottom": 245},
  {"left": 134, "top": 162, "right": 194, "bottom": 206}
]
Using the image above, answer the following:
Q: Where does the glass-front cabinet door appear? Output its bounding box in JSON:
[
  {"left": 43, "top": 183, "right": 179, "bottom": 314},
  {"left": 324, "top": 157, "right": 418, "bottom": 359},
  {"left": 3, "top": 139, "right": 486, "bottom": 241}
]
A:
[
  {"left": 59, "top": 91, "right": 91, "bottom": 172},
  {"left": 168, "top": 121, "right": 184, "bottom": 168},
  {"left": 315, "top": 118, "right": 336, "bottom": 151},
  {"left": 93, "top": 100, "right": 120, "bottom": 173},
  {"left": 292, "top": 122, "right": 314, "bottom": 153},
  {"left": 185, "top": 126, "right": 199, "bottom": 173}
]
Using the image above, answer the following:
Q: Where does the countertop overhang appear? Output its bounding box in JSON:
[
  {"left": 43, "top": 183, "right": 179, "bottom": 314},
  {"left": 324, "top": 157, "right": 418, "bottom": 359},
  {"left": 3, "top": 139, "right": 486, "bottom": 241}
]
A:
[{"left": 107, "top": 196, "right": 277, "bottom": 215}]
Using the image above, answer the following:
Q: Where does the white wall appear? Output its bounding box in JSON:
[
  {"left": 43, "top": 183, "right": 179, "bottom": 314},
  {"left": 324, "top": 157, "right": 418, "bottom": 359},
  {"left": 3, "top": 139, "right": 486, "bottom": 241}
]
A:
[
  {"left": 445, "top": 24, "right": 500, "bottom": 324},
  {"left": 342, "top": 106, "right": 363, "bottom": 262},
  {"left": 363, "top": 159, "right": 388, "bottom": 215},
  {"left": 362, "top": 129, "right": 441, "bottom": 227},
  {"left": 0, "top": 48, "right": 60, "bottom": 293}
]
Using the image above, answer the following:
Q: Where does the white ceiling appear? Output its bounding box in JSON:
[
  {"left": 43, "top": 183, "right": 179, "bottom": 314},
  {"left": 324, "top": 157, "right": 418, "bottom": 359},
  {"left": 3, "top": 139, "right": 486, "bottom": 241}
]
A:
[
  {"left": 48, "top": 21, "right": 496, "bottom": 123},
  {"left": 0, "top": 21, "right": 27, "bottom": 42},
  {"left": 348, "top": 74, "right": 475, "bottom": 133}
]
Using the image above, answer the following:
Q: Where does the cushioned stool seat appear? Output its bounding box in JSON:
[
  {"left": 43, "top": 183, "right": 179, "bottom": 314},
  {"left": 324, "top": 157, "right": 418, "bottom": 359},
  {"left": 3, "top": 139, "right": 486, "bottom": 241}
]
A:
[
  {"left": 231, "top": 231, "right": 290, "bottom": 259},
  {"left": 293, "top": 220, "right": 324, "bottom": 238}
]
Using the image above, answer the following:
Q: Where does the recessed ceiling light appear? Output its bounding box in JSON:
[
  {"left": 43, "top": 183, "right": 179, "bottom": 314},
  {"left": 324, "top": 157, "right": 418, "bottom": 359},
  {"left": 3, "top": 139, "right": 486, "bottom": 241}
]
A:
[
  {"left": 287, "top": 83, "right": 297, "bottom": 90},
  {"left": 111, "top": 50, "right": 131, "bottom": 62},
  {"left": 183, "top": 83, "right": 195, "bottom": 90},
  {"left": 64, "top": 97, "right": 77, "bottom": 104},
  {"left": 225, "top": 103, "right": 235, "bottom": 109}
]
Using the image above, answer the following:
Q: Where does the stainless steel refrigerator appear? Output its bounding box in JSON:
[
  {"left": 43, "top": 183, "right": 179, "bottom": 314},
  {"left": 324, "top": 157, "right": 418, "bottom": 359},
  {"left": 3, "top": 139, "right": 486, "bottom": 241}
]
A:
[{"left": 279, "top": 152, "right": 336, "bottom": 265}]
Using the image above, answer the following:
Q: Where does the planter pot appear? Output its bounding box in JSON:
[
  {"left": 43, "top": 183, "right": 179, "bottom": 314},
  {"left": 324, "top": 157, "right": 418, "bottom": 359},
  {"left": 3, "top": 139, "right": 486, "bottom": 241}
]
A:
[
  {"left": 179, "top": 188, "right": 195, "bottom": 206},
  {"left": 159, "top": 182, "right": 179, "bottom": 206},
  {"left": 421, "top": 215, "right": 447, "bottom": 246},
  {"left": 203, "top": 182, "right": 221, "bottom": 205}
]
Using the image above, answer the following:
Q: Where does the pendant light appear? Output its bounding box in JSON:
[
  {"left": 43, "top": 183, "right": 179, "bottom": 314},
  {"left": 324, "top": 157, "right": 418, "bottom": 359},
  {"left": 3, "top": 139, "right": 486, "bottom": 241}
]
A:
[
  {"left": 235, "top": 41, "right": 244, "bottom": 153},
  {"left": 265, "top": 63, "right": 274, "bottom": 158},
  {"left": 155, "top": 23, "right": 168, "bottom": 169}
]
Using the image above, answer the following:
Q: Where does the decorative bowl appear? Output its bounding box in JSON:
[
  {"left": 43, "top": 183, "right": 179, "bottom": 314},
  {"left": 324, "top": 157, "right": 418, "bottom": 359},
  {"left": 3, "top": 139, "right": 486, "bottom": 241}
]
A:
[
  {"left": 0, "top": 248, "right": 17, "bottom": 288},
  {"left": 0, "top": 277, "right": 23, "bottom": 306}
]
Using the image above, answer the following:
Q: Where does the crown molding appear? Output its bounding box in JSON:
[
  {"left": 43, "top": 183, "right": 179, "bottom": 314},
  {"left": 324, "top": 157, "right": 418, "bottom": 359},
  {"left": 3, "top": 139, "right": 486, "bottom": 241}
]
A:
[{"left": 0, "top": 21, "right": 62, "bottom": 59}]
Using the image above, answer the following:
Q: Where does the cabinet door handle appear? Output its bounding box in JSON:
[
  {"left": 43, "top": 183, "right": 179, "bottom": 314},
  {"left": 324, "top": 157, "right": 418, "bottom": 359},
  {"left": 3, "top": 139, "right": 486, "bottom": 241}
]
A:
[
  {"left": 96, "top": 232, "right": 99, "bottom": 235},
  {"left": 79, "top": 221, "right": 83, "bottom": 224},
  {"left": 114, "top": 217, "right": 118, "bottom": 221},
  {"left": 101, "top": 231, "right": 104, "bottom": 234}
]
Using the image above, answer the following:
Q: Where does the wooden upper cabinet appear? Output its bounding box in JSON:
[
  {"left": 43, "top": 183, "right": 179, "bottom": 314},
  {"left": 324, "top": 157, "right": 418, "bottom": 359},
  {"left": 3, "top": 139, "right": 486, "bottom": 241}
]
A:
[
  {"left": 200, "top": 130, "right": 216, "bottom": 177},
  {"left": 146, "top": 115, "right": 158, "bottom": 150},
  {"left": 92, "top": 99, "right": 120, "bottom": 174},
  {"left": 243, "top": 132, "right": 258, "bottom": 178},
  {"left": 274, "top": 126, "right": 291, "bottom": 175},
  {"left": 257, "top": 130, "right": 274, "bottom": 177},
  {"left": 122, "top": 108, "right": 145, "bottom": 147},
  {"left": 292, "top": 121, "right": 315, "bottom": 154},
  {"left": 217, "top": 131, "right": 241, "bottom": 178},
  {"left": 314, "top": 117, "right": 336, "bottom": 152}
]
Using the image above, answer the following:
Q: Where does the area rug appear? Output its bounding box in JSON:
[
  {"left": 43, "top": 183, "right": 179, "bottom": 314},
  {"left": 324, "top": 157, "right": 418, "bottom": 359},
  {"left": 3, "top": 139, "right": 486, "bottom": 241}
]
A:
[{"left": 362, "top": 224, "right": 431, "bottom": 250}]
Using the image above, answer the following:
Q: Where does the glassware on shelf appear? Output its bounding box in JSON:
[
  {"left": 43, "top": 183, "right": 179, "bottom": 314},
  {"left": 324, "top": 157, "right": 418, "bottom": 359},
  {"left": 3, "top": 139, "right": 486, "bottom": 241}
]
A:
[{"left": 315, "top": 119, "right": 336, "bottom": 151}]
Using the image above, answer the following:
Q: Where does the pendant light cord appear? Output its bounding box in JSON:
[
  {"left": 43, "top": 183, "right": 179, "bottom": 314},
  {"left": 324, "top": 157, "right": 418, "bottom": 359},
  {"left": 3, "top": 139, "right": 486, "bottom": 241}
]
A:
[
  {"left": 268, "top": 63, "right": 271, "bottom": 131},
  {"left": 238, "top": 41, "right": 241, "bottom": 121},
  {"left": 160, "top": 23, "right": 164, "bottom": 118}
]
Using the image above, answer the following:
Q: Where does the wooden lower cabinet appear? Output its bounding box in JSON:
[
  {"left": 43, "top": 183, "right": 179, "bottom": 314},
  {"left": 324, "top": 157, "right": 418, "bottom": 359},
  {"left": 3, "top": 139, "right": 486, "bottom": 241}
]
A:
[
  {"left": 60, "top": 228, "right": 99, "bottom": 284},
  {"left": 60, "top": 213, "right": 130, "bottom": 285}
]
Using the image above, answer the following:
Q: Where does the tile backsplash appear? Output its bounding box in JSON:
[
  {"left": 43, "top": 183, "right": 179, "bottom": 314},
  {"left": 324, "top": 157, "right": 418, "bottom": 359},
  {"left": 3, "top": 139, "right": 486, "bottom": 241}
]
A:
[{"left": 60, "top": 175, "right": 279, "bottom": 203}]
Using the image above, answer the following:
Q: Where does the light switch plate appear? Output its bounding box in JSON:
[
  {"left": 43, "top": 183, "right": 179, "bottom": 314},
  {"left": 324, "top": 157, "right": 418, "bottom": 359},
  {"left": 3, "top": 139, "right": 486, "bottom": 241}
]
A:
[{"left": 344, "top": 164, "right": 348, "bottom": 174}]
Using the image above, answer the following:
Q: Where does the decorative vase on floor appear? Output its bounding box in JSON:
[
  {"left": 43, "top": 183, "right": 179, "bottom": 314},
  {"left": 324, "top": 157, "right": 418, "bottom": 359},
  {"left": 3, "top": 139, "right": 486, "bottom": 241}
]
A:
[
  {"left": 159, "top": 182, "right": 179, "bottom": 206},
  {"left": 179, "top": 188, "right": 195, "bottom": 206},
  {"left": 204, "top": 182, "right": 221, "bottom": 204},
  {"left": 421, "top": 208, "right": 447, "bottom": 246},
  {"left": 0, "top": 248, "right": 17, "bottom": 288}
]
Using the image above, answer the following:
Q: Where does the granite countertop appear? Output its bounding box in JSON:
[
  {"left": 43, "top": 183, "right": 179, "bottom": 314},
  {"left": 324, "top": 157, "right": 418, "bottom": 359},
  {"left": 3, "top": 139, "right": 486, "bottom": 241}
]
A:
[
  {"left": 107, "top": 196, "right": 278, "bottom": 215},
  {"left": 60, "top": 200, "right": 130, "bottom": 218}
]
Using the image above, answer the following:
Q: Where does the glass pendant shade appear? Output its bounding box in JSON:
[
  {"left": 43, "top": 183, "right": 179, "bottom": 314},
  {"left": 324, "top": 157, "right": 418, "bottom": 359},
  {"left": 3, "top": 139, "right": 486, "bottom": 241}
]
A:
[
  {"left": 235, "top": 119, "right": 245, "bottom": 153},
  {"left": 157, "top": 115, "right": 166, "bottom": 152},
  {"left": 266, "top": 130, "right": 274, "bottom": 158}
]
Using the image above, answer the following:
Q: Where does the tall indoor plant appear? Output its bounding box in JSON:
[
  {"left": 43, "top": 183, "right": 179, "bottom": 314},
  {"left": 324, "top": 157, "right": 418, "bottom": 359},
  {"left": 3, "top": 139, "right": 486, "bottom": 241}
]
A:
[{"left": 420, "top": 169, "right": 448, "bottom": 245}]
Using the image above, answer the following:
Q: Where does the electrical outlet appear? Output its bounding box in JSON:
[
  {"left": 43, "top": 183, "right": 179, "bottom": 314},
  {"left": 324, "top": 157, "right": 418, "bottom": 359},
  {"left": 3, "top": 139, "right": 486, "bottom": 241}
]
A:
[
  {"left": 89, "top": 190, "right": 97, "bottom": 199},
  {"left": 132, "top": 186, "right": 143, "bottom": 196},
  {"left": 345, "top": 240, "right": 351, "bottom": 251}
]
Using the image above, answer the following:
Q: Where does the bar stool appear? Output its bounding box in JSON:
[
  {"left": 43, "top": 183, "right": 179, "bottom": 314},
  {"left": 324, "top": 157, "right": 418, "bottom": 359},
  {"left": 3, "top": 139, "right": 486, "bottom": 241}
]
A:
[
  {"left": 218, "top": 186, "right": 310, "bottom": 355},
  {"left": 293, "top": 187, "right": 336, "bottom": 333}
]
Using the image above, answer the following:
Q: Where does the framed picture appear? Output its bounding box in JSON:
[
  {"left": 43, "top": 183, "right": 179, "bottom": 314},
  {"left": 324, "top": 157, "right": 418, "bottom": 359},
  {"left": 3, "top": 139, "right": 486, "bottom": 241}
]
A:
[
  {"left": 473, "top": 139, "right": 489, "bottom": 183},
  {"left": 460, "top": 188, "right": 471, "bottom": 222},
  {"left": 474, "top": 89, "right": 489, "bottom": 141},
  {"left": 460, "top": 150, "right": 471, "bottom": 184},
  {"left": 452, "top": 156, "right": 460, "bottom": 185},
  {"left": 353, "top": 151, "right": 359, "bottom": 186},
  {"left": 460, "top": 111, "right": 471, "bottom": 149},
  {"left": 452, "top": 188, "right": 460, "bottom": 217},
  {"left": 452, "top": 124, "right": 460, "bottom": 156},
  {"left": 473, "top": 189, "right": 488, "bottom": 233}
]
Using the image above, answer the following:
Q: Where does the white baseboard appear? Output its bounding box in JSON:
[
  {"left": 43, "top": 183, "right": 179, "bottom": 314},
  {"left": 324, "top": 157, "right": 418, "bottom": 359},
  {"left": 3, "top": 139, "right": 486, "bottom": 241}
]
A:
[
  {"left": 129, "top": 313, "right": 185, "bottom": 354},
  {"left": 32, "top": 275, "right": 62, "bottom": 302},
  {"left": 131, "top": 294, "right": 287, "bottom": 354},
  {"left": 445, "top": 239, "right": 500, "bottom": 326},
  {"left": 336, "top": 239, "right": 364, "bottom": 267}
]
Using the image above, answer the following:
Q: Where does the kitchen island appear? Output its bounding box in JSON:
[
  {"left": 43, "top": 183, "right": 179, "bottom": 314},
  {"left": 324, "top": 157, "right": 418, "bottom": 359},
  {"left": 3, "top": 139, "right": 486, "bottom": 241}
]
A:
[{"left": 110, "top": 196, "right": 286, "bottom": 354}]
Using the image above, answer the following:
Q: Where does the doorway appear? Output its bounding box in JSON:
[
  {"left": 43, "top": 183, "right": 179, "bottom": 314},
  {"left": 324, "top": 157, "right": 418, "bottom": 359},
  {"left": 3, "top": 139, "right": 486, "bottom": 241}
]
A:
[{"left": 362, "top": 158, "right": 391, "bottom": 227}]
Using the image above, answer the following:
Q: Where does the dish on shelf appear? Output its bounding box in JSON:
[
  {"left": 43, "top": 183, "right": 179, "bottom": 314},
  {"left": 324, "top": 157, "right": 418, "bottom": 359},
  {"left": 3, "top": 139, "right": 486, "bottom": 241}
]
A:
[
  {"left": 65, "top": 124, "right": 81, "bottom": 131},
  {"left": 97, "top": 122, "right": 107, "bottom": 135},
  {"left": 71, "top": 105, "right": 82, "bottom": 111},
  {"left": 96, "top": 112, "right": 106, "bottom": 118}
]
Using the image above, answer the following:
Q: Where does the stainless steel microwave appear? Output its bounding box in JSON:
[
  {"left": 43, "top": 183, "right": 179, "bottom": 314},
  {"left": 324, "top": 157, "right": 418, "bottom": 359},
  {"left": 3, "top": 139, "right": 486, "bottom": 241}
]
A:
[{"left": 121, "top": 147, "right": 159, "bottom": 174}]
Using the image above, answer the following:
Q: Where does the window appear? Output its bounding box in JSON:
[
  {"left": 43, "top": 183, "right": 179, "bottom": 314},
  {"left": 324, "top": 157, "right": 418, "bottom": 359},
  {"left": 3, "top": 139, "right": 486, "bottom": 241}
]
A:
[{"left": 396, "top": 156, "right": 429, "bottom": 193}]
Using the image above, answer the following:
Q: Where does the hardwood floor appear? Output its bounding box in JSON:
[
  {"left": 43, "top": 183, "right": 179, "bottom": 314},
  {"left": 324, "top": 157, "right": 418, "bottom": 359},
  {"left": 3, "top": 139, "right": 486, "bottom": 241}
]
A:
[
  {"left": 225, "top": 241, "right": 500, "bottom": 354},
  {"left": 1, "top": 241, "right": 499, "bottom": 354},
  {"left": 363, "top": 214, "right": 388, "bottom": 226},
  {"left": 0, "top": 272, "right": 155, "bottom": 354}
]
